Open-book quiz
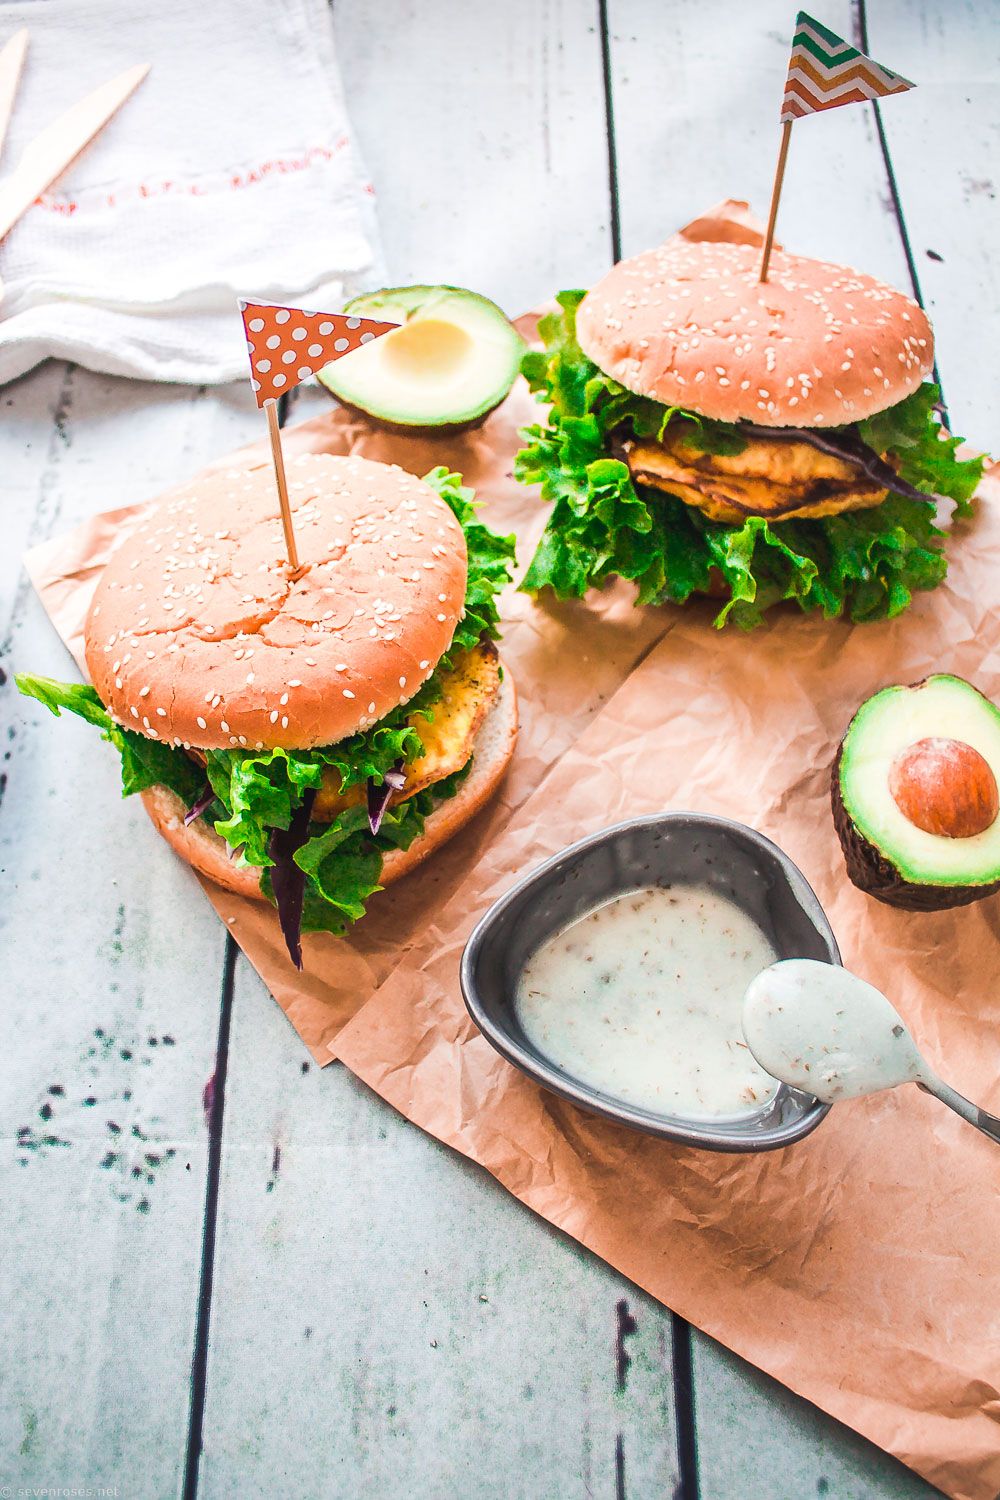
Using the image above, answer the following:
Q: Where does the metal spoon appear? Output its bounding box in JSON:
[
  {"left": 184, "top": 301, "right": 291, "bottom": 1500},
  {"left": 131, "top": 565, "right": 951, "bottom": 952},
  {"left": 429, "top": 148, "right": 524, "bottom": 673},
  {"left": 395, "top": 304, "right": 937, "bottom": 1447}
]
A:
[{"left": 742, "top": 958, "right": 1000, "bottom": 1145}]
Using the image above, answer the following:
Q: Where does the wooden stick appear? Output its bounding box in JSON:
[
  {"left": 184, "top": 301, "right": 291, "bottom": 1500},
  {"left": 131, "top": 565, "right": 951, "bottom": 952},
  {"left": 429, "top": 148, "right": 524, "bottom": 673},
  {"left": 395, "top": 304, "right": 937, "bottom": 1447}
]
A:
[
  {"left": 759, "top": 119, "right": 793, "bottom": 283},
  {"left": 0, "top": 29, "right": 29, "bottom": 165},
  {"left": 264, "top": 397, "right": 302, "bottom": 577}
]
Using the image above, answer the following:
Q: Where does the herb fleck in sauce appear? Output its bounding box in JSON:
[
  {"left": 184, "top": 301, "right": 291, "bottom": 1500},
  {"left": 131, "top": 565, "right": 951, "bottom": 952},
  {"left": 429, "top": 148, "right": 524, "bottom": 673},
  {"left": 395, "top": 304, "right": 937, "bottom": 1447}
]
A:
[{"left": 514, "top": 884, "right": 779, "bottom": 1119}]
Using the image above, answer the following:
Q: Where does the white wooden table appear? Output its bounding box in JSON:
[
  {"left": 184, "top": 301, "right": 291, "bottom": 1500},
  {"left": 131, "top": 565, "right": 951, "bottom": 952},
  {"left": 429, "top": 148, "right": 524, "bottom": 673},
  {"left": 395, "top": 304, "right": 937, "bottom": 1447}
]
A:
[{"left": 3, "top": 4, "right": 996, "bottom": 1496}]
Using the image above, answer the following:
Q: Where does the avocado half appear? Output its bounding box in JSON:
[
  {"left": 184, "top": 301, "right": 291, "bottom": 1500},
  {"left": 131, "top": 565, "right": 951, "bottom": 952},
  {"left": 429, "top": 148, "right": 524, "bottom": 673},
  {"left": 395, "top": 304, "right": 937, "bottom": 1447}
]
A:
[
  {"left": 316, "top": 285, "right": 525, "bottom": 434},
  {"left": 832, "top": 674, "right": 1000, "bottom": 910}
]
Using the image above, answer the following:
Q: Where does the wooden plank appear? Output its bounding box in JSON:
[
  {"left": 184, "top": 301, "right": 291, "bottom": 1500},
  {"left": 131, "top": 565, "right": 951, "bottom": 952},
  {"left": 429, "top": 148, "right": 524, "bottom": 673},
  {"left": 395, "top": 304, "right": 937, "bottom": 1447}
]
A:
[
  {"left": 322, "top": 0, "right": 614, "bottom": 314},
  {"left": 863, "top": 0, "right": 1000, "bottom": 440},
  {"left": 604, "top": 2, "right": 943, "bottom": 1493},
  {"left": 1, "top": 366, "right": 259, "bottom": 1491},
  {"left": 201, "top": 964, "right": 680, "bottom": 1499},
  {"left": 198, "top": 3, "right": 684, "bottom": 1494},
  {"left": 690, "top": 1333, "right": 939, "bottom": 1500}
]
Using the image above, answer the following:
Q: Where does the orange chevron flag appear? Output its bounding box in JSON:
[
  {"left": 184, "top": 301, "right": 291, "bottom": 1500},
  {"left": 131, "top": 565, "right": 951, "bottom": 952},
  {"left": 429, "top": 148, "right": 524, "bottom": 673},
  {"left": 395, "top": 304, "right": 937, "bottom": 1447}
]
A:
[
  {"left": 781, "top": 12, "right": 914, "bottom": 122},
  {"left": 239, "top": 299, "right": 399, "bottom": 407}
]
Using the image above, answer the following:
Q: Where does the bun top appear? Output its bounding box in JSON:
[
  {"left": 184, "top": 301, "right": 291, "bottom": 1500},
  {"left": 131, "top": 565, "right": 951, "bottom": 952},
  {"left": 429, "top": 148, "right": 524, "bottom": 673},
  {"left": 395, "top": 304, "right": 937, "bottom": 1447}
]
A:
[
  {"left": 86, "top": 452, "right": 467, "bottom": 751},
  {"left": 576, "top": 239, "right": 934, "bottom": 427}
]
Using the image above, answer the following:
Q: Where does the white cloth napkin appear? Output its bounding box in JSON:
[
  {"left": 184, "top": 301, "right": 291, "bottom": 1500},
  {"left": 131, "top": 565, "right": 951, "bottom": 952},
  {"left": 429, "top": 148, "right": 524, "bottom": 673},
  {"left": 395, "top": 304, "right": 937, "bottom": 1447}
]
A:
[{"left": 0, "top": 0, "right": 383, "bottom": 385}]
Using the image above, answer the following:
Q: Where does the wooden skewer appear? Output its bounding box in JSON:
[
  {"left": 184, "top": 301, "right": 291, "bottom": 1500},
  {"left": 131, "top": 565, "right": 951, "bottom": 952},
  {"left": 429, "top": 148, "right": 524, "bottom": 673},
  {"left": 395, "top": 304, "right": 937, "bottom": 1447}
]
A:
[
  {"left": 759, "top": 119, "right": 793, "bottom": 283},
  {"left": 264, "top": 397, "right": 303, "bottom": 578},
  {"left": 0, "top": 29, "right": 29, "bottom": 165}
]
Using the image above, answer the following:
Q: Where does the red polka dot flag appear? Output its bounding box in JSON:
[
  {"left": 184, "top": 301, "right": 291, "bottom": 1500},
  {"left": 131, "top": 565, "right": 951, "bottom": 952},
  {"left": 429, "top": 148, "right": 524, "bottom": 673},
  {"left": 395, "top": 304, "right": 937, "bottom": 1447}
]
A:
[{"left": 239, "top": 298, "right": 400, "bottom": 407}]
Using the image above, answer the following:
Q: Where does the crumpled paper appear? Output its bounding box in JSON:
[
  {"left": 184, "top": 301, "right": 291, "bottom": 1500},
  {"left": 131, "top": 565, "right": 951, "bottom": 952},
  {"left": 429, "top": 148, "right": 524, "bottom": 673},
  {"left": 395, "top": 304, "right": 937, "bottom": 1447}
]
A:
[
  {"left": 23, "top": 202, "right": 1000, "bottom": 1495},
  {"left": 331, "top": 490, "right": 1000, "bottom": 1497}
]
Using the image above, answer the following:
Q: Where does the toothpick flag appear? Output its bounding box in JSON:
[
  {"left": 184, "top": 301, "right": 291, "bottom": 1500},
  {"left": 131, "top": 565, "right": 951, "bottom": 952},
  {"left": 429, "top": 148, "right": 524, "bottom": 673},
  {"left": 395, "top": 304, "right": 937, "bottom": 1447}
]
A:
[
  {"left": 781, "top": 12, "right": 914, "bottom": 122},
  {"left": 238, "top": 298, "right": 399, "bottom": 574},
  {"left": 239, "top": 299, "right": 399, "bottom": 406},
  {"left": 760, "top": 13, "right": 915, "bottom": 280}
]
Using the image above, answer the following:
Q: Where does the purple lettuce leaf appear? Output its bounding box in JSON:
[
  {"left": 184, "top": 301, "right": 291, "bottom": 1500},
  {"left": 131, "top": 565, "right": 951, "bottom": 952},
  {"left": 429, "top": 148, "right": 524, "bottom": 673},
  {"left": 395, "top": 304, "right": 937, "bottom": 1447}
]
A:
[
  {"left": 268, "top": 788, "right": 318, "bottom": 970},
  {"left": 740, "top": 423, "right": 934, "bottom": 504},
  {"left": 184, "top": 783, "right": 217, "bottom": 826},
  {"left": 367, "top": 761, "right": 406, "bottom": 835}
]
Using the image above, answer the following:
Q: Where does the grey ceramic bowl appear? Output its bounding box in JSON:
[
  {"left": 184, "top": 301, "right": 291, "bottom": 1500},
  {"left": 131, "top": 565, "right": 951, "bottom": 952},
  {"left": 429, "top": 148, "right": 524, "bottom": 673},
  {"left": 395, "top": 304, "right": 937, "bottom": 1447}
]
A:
[{"left": 460, "top": 813, "right": 840, "bottom": 1152}]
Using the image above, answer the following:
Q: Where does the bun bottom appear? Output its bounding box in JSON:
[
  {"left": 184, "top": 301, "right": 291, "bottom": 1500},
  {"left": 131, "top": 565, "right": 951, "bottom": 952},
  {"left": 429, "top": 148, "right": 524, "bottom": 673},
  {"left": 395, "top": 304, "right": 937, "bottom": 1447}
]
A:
[{"left": 140, "top": 667, "right": 518, "bottom": 903}]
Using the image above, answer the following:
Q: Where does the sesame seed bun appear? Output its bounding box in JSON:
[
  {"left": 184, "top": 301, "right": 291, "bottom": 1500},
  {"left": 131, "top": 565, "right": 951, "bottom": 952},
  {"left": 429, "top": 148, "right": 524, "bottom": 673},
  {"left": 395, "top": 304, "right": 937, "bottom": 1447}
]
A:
[
  {"left": 139, "top": 666, "right": 518, "bottom": 901},
  {"left": 85, "top": 452, "right": 467, "bottom": 751},
  {"left": 576, "top": 239, "right": 934, "bottom": 428}
]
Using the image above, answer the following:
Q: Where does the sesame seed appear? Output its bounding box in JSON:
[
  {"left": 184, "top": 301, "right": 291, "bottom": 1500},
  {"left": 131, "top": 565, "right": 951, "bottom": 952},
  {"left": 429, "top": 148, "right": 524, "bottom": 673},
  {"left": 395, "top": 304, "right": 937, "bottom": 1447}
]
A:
[
  {"left": 270, "top": 710, "right": 279, "bottom": 724},
  {"left": 157, "top": 708, "right": 167, "bottom": 718},
  {"left": 197, "top": 716, "right": 207, "bottom": 729},
  {"left": 343, "top": 689, "right": 355, "bottom": 699},
  {"left": 281, "top": 716, "right": 289, "bottom": 729},
  {"left": 140, "top": 685, "right": 150, "bottom": 698}
]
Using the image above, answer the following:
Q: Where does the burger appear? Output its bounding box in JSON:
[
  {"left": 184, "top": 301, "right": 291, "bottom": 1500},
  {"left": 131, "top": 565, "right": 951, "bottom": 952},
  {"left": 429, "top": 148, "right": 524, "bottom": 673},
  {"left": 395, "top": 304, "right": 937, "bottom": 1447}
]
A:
[
  {"left": 18, "top": 453, "right": 518, "bottom": 967},
  {"left": 516, "top": 235, "right": 983, "bottom": 627}
]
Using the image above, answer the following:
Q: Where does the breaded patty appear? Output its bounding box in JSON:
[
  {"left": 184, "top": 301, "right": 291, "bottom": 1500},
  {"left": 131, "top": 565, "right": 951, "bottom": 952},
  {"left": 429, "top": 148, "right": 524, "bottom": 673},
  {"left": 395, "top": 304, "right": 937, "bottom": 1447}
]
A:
[
  {"left": 627, "top": 429, "right": 889, "bottom": 524},
  {"left": 313, "top": 640, "right": 501, "bottom": 821}
]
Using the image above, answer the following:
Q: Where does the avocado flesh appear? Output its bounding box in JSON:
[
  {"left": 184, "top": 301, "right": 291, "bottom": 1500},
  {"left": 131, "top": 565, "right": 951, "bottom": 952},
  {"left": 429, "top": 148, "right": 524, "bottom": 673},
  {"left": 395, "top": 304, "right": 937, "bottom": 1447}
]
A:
[
  {"left": 834, "top": 674, "right": 1000, "bottom": 908},
  {"left": 317, "top": 285, "right": 524, "bottom": 430}
]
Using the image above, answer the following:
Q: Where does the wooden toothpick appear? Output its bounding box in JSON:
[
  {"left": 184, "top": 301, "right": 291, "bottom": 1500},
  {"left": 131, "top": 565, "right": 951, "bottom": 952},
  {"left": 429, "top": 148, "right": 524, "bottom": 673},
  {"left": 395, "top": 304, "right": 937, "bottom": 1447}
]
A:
[
  {"left": 759, "top": 119, "right": 792, "bottom": 283},
  {"left": 264, "top": 398, "right": 303, "bottom": 578}
]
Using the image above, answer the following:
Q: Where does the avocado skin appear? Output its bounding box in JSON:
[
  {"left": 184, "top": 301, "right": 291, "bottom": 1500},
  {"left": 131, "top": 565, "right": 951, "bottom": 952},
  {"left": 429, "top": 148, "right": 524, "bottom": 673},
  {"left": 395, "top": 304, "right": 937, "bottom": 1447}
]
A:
[
  {"left": 830, "top": 745, "right": 1000, "bottom": 911},
  {"left": 322, "top": 388, "right": 497, "bottom": 437}
]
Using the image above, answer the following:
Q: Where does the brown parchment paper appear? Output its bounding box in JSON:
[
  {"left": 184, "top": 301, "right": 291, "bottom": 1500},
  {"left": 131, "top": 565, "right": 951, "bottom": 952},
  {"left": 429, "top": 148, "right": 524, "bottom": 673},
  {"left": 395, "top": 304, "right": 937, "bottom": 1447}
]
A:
[
  {"left": 332, "top": 472, "right": 1000, "bottom": 1498},
  {"left": 23, "top": 202, "right": 999, "bottom": 1491},
  {"left": 24, "top": 329, "right": 679, "bottom": 1062}
]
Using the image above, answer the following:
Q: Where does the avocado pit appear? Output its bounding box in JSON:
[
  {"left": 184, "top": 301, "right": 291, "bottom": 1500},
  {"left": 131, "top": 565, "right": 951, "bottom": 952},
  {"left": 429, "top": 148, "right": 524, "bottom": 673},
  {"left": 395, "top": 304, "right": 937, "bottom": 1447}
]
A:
[{"left": 889, "top": 736, "right": 999, "bottom": 839}]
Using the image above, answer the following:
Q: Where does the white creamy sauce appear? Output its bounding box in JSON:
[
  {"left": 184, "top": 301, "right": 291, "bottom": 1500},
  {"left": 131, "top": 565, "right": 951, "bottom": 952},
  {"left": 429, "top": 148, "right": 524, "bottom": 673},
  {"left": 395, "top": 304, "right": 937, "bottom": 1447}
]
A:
[
  {"left": 742, "top": 958, "right": 928, "bottom": 1102},
  {"left": 514, "top": 884, "right": 780, "bottom": 1119}
]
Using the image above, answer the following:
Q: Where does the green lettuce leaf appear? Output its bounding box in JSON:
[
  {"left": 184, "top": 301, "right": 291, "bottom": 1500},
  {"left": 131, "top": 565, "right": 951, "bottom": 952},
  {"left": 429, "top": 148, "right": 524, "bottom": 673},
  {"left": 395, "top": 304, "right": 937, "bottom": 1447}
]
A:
[
  {"left": 516, "top": 292, "right": 983, "bottom": 627},
  {"left": 288, "top": 761, "right": 473, "bottom": 936},
  {"left": 857, "top": 383, "right": 982, "bottom": 514},
  {"left": 16, "top": 675, "right": 205, "bottom": 804}
]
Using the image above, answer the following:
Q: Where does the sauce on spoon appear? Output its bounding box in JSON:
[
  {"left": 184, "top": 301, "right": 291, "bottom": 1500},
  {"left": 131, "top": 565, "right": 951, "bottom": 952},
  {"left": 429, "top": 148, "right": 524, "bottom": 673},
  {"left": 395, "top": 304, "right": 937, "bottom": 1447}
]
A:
[{"left": 742, "top": 958, "right": 928, "bottom": 1102}]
